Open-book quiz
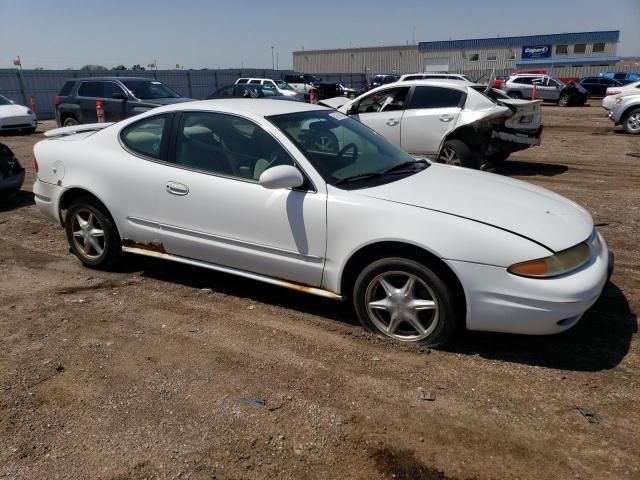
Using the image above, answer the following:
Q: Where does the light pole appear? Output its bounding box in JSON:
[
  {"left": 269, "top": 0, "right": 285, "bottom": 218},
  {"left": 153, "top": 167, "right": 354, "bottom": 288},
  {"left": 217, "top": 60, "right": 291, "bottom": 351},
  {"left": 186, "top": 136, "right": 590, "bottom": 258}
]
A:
[
  {"left": 271, "top": 46, "right": 274, "bottom": 70},
  {"left": 276, "top": 51, "right": 279, "bottom": 70}
]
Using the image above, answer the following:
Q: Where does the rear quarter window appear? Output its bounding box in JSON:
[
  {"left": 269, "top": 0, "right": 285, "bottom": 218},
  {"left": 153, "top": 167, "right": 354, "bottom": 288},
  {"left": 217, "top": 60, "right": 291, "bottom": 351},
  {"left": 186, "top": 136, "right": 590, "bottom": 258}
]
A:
[
  {"left": 59, "top": 81, "right": 75, "bottom": 96},
  {"left": 408, "top": 86, "right": 466, "bottom": 109},
  {"left": 120, "top": 115, "right": 168, "bottom": 159}
]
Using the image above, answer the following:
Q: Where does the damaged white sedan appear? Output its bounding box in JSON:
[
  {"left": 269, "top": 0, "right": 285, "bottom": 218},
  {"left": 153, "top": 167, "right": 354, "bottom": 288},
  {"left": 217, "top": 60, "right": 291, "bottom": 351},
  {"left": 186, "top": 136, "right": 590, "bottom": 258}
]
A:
[
  {"left": 320, "top": 80, "right": 542, "bottom": 169},
  {"left": 33, "top": 100, "right": 610, "bottom": 347}
]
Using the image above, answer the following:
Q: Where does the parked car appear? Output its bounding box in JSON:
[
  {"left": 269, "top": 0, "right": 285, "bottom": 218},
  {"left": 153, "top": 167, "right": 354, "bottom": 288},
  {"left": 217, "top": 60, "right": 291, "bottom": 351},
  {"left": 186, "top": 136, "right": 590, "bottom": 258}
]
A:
[
  {"left": 206, "top": 84, "right": 299, "bottom": 101},
  {"left": 0, "top": 142, "right": 25, "bottom": 198},
  {"left": 399, "top": 73, "right": 474, "bottom": 82},
  {"left": 284, "top": 74, "right": 322, "bottom": 94},
  {"left": 602, "top": 80, "right": 640, "bottom": 110},
  {"left": 599, "top": 71, "right": 640, "bottom": 85},
  {"left": 502, "top": 74, "right": 588, "bottom": 106},
  {"left": 322, "top": 80, "right": 542, "bottom": 169},
  {"left": 608, "top": 93, "right": 640, "bottom": 134},
  {"left": 54, "top": 77, "right": 192, "bottom": 126},
  {"left": 578, "top": 77, "right": 623, "bottom": 96},
  {"left": 0, "top": 94, "right": 37, "bottom": 133},
  {"left": 32, "top": 99, "right": 611, "bottom": 346},
  {"left": 235, "top": 78, "right": 298, "bottom": 97},
  {"left": 338, "top": 84, "right": 358, "bottom": 99},
  {"left": 371, "top": 74, "right": 400, "bottom": 88}
]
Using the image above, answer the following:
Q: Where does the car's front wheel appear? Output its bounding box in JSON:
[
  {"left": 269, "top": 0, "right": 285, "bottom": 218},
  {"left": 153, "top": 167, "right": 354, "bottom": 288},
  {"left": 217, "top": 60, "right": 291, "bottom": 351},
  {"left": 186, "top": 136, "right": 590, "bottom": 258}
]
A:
[
  {"left": 64, "top": 196, "right": 121, "bottom": 269},
  {"left": 63, "top": 116, "right": 79, "bottom": 127},
  {"left": 507, "top": 91, "right": 522, "bottom": 99},
  {"left": 623, "top": 108, "right": 640, "bottom": 134},
  {"left": 558, "top": 94, "right": 570, "bottom": 107},
  {"left": 353, "top": 258, "right": 459, "bottom": 347}
]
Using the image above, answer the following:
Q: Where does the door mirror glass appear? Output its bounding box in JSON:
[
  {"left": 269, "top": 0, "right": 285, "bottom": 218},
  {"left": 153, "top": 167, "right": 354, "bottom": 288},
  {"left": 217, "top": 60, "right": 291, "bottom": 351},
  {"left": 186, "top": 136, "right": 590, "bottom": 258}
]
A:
[{"left": 259, "top": 165, "right": 304, "bottom": 190}]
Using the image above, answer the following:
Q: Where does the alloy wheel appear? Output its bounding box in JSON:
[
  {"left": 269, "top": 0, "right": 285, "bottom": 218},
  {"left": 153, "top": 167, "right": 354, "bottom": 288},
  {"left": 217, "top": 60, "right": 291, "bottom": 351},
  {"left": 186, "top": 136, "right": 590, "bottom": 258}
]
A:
[
  {"left": 71, "top": 209, "right": 106, "bottom": 260},
  {"left": 626, "top": 112, "right": 640, "bottom": 133},
  {"left": 365, "top": 271, "right": 439, "bottom": 342},
  {"left": 438, "top": 147, "right": 461, "bottom": 166}
]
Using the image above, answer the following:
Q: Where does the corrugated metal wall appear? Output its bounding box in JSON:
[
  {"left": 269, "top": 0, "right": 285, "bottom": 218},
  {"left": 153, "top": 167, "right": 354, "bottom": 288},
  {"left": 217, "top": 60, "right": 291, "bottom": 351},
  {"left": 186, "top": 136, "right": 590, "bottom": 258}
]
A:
[{"left": 0, "top": 68, "right": 296, "bottom": 120}]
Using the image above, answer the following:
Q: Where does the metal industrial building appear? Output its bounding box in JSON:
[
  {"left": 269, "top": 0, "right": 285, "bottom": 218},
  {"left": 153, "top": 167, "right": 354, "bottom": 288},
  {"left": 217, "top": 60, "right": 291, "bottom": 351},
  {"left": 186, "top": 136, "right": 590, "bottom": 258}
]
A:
[{"left": 293, "top": 31, "right": 622, "bottom": 80}]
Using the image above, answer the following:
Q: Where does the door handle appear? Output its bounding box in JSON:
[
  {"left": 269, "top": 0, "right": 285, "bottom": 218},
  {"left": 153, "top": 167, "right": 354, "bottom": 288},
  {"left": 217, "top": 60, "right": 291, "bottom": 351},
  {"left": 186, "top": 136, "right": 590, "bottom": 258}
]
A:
[
  {"left": 439, "top": 115, "right": 454, "bottom": 123},
  {"left": 166, "top": 182, "right": 189, "bottom": 196},
  {"left": 386, "top": 119, "right": 399, "bottom": 126}
]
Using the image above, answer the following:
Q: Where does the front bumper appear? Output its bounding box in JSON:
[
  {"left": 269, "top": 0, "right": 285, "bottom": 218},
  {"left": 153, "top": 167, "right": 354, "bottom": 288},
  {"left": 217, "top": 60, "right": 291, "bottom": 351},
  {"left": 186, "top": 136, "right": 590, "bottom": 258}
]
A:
[
  {"left": 446, "top": 232, "right": 611, "bottom": 335},
  {"left": 0, "top": 115, "right": 37, "bottom": 132},
  {"left": 33, "top": 179, "right": 65, "bottom": 225}
]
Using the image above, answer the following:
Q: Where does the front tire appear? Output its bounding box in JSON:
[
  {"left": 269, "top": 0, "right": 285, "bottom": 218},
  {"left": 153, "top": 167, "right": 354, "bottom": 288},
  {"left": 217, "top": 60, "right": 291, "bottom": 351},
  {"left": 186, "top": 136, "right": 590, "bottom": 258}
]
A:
[
  {"left": 508, "top": 91, "right": 522, "bottom": 99},
  {"left": 623, "top": 108, "right": 640, "bottom": 134},
  {"left": 353, "top": 258, "right": 459, "bottom": 347},
  {"left": 438, "top": 140, "right": 477, "bottom": 168},
  {"left": 63, "top": 116, "right": 79, "bottom": 127},
  {"left": 64, "top": 196, "right": 121, "bottom": 269},
  {"left": 558, "top": 94, "right": 570, "bottom": 107}
]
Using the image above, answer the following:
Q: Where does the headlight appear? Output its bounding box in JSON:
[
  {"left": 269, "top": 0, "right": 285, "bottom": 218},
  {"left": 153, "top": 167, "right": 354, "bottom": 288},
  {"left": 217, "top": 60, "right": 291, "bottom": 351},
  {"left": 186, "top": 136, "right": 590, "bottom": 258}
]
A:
[
  {"left": 508, "top": 241, "right": 591, "bottom": 278},
  {"left": 615, "top": 98, "right": 625, "bottom": 105}
]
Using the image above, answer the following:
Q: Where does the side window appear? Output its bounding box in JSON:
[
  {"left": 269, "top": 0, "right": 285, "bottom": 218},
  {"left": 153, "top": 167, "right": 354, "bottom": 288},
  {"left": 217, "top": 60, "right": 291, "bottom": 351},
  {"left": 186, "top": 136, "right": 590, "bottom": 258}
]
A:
[
  {"left": 104, "top": 82, "right": 126, "bottom": 99},
  {"left": 356, "top": 87, "right": 409, "bottom": 114},
  {"left": 408, "top": 86, "right": 465, "bottom": 109},
  {"left": 249, "top": 79, "right": 261, "bottom": 84},
  {"left": 59, "top": 81, "right": 75, "bottom": 96},
  {"left": 78, "top": 81, "right": 104, "bottom": 98},
  {"left": 514, "top": 77, "right": 532, "bottom": 85},
  {"left": 215, "top": 86, "right": 234, "bottom": 97},
  {"left": 174, "top": 112, "right": 294, "bottom": 181},
  {"left": 237, "top": 79, "right": 248, "bottom": 84},
  {"left": 121, "top": 115, "right": 167, "bottom": 159}
]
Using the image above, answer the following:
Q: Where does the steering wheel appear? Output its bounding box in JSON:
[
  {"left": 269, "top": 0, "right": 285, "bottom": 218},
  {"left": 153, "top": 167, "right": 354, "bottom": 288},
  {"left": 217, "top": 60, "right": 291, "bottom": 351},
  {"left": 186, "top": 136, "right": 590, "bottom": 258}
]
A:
[{"left": 337, "top": 143, "right": 358, "bottom": 162}]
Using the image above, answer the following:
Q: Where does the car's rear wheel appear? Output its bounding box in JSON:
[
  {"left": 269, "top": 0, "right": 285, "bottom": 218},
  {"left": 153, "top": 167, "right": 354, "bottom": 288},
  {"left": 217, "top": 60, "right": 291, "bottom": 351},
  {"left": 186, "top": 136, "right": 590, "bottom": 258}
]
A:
[
  {"left": 508, "top": 91, "right": 522, "bottom": 99},
  {"left": 558, "top": 94, "right": 570, "bottom": 107},
  {"left": 353, "top": 258, "right": 459, "bottom": 347},
  {"left": 623, "top": 108, "right": 640, "bottom": 134},
  {"left": 438, "top": 140, "right": 476, "bottom": 168},
  {"left": 63, "top": 116, "right": 79, "bottom": 127},
  {"left": 64, "top": 197, "right": 121, "bottom": 269}
]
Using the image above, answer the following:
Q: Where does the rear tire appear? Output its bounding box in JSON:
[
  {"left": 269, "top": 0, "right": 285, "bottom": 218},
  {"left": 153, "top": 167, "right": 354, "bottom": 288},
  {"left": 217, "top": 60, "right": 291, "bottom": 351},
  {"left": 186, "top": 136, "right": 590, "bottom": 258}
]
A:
[
  {"left": 64, "top": 196, "right": 121, "bottom": 269},
  {"left": 63, "top": 116, "right": 79, "bottom": 127},
  {"left": 558, "top": 94, "right": 570, "bottom": 107},
  {"left": 438, "top": 140, "right": 477, "bottom": 169},
  {"left": 508, "top": 91, "right": 522, "bottom": 99},
  {"left": 353, "top": 257, "right": 459, "bottom": 347},
  {"left": 622, "top": 108, "right": 640, "bottom": 134}
]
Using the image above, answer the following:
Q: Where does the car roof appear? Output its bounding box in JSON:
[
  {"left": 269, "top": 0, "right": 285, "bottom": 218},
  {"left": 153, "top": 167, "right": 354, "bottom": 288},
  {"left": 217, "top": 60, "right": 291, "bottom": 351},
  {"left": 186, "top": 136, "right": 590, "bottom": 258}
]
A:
[
  {"left": 150, "top": 98, "right": 329, "bottom": 117},
  {"left": 74, "top": 76, "right": 155, "bottom": 82},
  {"left": 381, "top": 79, "right": 469, "bottom": 91}
]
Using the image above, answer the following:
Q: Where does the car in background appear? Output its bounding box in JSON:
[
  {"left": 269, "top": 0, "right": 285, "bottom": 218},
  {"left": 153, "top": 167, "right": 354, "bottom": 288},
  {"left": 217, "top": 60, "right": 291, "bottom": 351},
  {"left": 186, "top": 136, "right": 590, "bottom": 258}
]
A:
[
  {"left": 608, "top": 93, "right": 640, "bottom": 134},
  {"left": 284, "top": 74, "right": 322, "bottom": 95},
  {"left": 235, "top": 78, "right": 299, "bottom": 97},
  {"left": 578, "top": 77, "right": 623, "bottom": 96},
  {"left": 32, "top": 99, "right": 611, "bottom": 347},
  {"left": 338, "top": 84, "right": 358, "bottom": 99},
  {"left": 371, "top": 74, "right": 400, "bottom": 88},
  {"left": 54, "top": 77, "right": 192, "bottom": 126},
  {"left": 206, "top": 84, "right": 299, "bottom": 101},
  {"left": 603, "top": 80, "right": 640, "bottom": 110},
  {"left": 0, "top": 94, "right": 37, "bottom": 133},
  {"left": 399, "top": 73, "right": 474, "bottom": 82},
  {"left": 492, "top": 75, "right": 509, "bottom": 89},
  {"left": 599, "top": 72, "right": 640, "bottom": 85},
  {"left": 326, "top": 80, "right": 542, "bottom": 169},
  {"left": 0, "top": 143, "right": 25, "bottom": 198},
  {"left": 502, "top": 74, "right": 588, "bottom": 106}
]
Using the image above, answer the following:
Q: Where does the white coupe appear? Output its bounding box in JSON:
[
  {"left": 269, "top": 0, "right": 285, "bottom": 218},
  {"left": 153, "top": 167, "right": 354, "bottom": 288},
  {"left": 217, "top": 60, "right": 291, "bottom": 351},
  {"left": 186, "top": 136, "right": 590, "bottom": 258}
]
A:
[
  {"left": 33, "top": 100, "right": 612, "bottom": 346},
  {"left": 0, "top": 95, "right": 37, "bottom": 133}
]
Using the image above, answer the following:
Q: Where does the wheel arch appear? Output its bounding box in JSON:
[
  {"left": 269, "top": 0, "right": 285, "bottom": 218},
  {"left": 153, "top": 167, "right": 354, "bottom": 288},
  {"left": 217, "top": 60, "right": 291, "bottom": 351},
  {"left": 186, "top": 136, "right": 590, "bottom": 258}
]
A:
[
  {"left": 339, "top": 240, "right": 467, "bottom": 320},
  {"left": 621, "top": 104, "right": 640, "bottom": 123},
  {"left": 58, "top": 187, "right": 113, "bottom": 225}
]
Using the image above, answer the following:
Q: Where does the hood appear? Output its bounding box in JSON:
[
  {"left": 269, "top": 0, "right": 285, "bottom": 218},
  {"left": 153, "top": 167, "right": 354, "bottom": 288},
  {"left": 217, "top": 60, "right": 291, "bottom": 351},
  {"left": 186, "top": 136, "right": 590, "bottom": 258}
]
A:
[
  {"left": 0, "top": 104, "right": 32, "bottom": 116},
  {"left": 354, "top": 164, "right": 593, "bottom": 252},
  {"left": 143, "top": 97, "right": 192, "bottom": 106}
]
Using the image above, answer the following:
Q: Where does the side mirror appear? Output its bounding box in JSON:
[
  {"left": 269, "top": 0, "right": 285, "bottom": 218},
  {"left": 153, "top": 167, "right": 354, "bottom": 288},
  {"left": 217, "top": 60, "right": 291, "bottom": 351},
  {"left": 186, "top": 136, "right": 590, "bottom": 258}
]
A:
[
  {"left": 112, "top": 92, "right": 128, "bottom": 100},
  {"left": 259, "top": 165, "right": 304, "bottom": 190}
]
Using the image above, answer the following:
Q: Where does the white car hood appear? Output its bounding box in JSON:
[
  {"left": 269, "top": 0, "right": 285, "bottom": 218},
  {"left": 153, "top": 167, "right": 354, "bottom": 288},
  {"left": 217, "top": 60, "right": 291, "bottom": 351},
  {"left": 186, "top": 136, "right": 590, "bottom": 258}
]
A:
[
  {"left": 355, "top": 164, "right": 593, "bottom": 252},
  {"left": 0, "top": 104, "right": 31, "bottom": 117}
]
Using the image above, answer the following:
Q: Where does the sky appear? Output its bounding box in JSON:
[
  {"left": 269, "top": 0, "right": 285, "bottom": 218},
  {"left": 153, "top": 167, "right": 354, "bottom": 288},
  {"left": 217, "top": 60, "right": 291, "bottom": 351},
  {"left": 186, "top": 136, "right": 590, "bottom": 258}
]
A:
[{"left": 1, "top": 0, "right": 638, "bottom": 70}]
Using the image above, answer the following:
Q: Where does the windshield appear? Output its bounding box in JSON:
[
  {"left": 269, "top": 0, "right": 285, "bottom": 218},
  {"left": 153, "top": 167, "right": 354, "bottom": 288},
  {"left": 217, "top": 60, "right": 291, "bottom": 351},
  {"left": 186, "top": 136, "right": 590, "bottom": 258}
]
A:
[
  {"left": 122, "top": 80, "right": 181, "bottom": 99},
  {"left": 0, "top": 95, "right": 12, "bottom": 105},
  {"left": 275, "top": 80, "right": 295, "bottom": 91},
  {"left": 267, "top": 110, "right": 427, "bottom": 189}
]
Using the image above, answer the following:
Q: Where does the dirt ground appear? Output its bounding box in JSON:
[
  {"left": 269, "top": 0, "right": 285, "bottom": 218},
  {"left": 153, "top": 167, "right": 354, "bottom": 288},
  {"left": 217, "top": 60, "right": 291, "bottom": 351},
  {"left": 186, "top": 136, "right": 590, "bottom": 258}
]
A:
[{"left": 1, "top": 104, "right": 639, "bottom": 480}]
